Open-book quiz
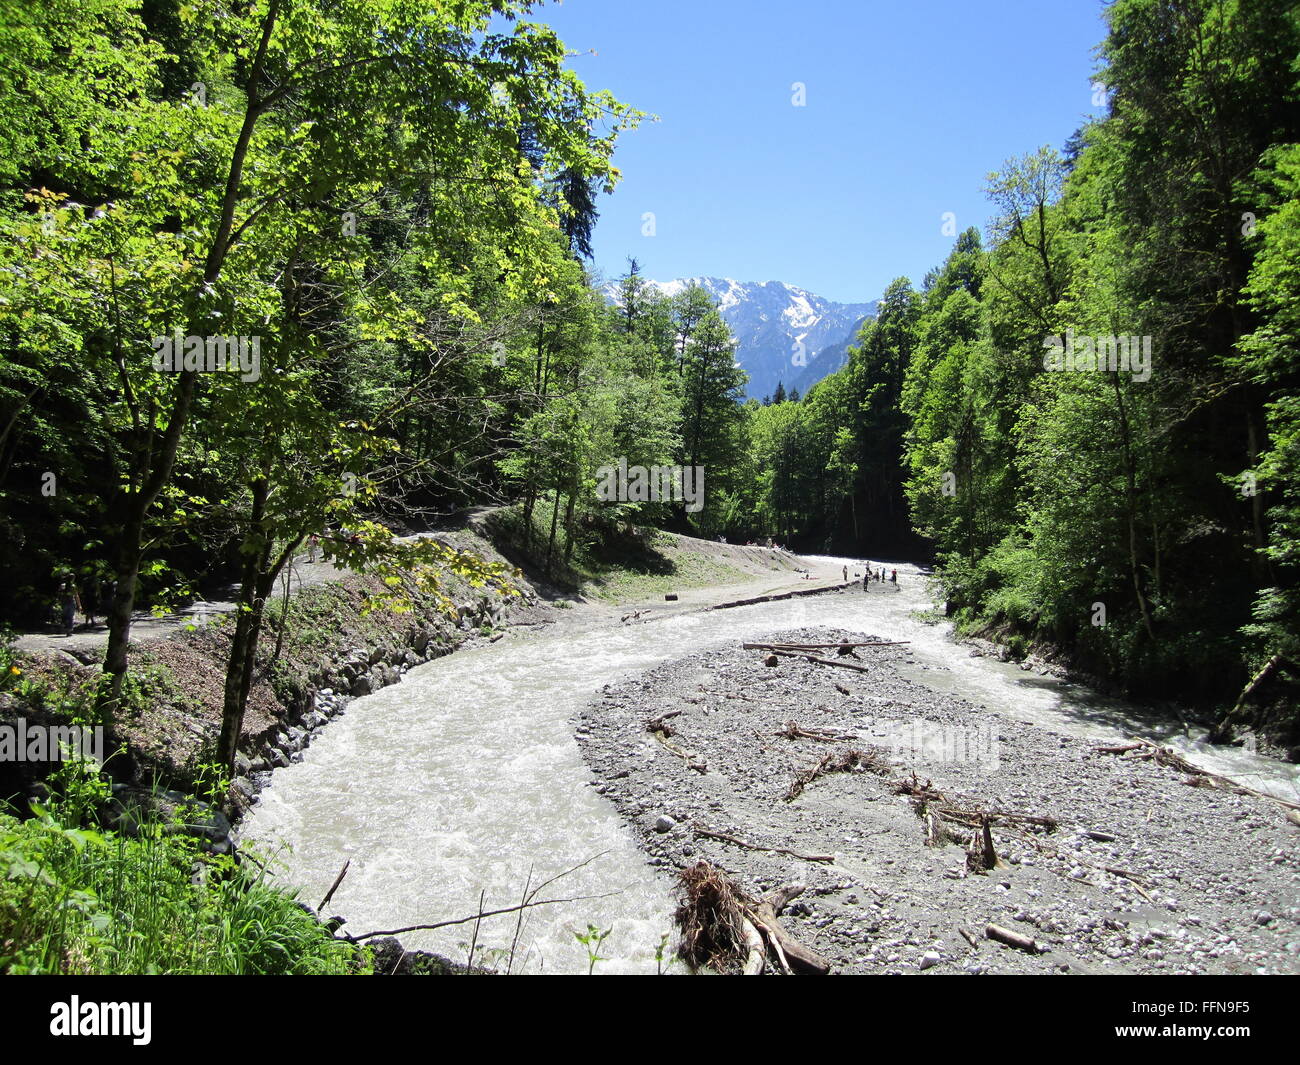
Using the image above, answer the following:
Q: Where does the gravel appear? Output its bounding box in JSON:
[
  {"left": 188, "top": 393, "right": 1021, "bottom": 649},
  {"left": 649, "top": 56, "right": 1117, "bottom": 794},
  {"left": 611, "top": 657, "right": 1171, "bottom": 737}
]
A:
[{"left": 575, "top": 626, "right": 1300, "bottom": 974}]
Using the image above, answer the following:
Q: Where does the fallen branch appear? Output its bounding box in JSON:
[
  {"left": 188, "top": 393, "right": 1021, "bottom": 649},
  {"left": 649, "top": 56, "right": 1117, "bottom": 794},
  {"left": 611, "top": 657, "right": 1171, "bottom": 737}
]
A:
[
  {"left": 348, "top": 852, "right": 617, "bottom": 942},
  {"left": 652, "top": 728, "right": 708, "bottom": 773},
  {"left": 740, "top": 917, "right": 766, "bottom": 975},
  {"left": 986, "top": 923, "right": 1043, "bottom": 954},
  {"left": 964, "top": 816, "right": 1000, "bottom": 872},
  {"left": 938, "top": 807, "right": 1059, "bottom": 833},
  {"left": 775, "top": 720, "right": 856, "bottom": 743},
  {"left": 675, "top": 864, "right": 830, "bottom": 974},
  {"left": 747, "top": 885, "right": 831, "bottom": 975},
  {"left": 1209, "top": 653, "right": 1295, "bottom": 743},
  {"left": 1096, "top": 737, "right": 1300, "bottom": 811},
  {"left": 645, "top": 708, "right": 683, "bottom": 734},
  {"left": 348, "top": 890, "right": 622, "bottom": 941},
  {"left": 1094, "top": 743, "right": 1145, "bottom": 755},
  {"left": 692, "top": 822, "right": 835, "bottom": 863},
  {"left": 742, "top": 641, "right": 910, "bottom": 650},
  {"left": 785, "top": 748, "right": 884, "bottom": 801},
  {"left": 675, "top": 862, "right": 756, "bottom": 973},
  {"left": 317, "top": 859, "right": 351, "bottom": 912},
  {"left": 767, "top": 649, "right": 873, "bottom": 674}
]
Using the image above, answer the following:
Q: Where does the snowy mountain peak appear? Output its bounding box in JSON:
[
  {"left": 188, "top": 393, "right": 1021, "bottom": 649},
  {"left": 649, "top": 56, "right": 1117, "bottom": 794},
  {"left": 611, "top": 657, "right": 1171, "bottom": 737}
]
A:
[{"left": 602, "top": 277, "right": 876, "bottom": 400}]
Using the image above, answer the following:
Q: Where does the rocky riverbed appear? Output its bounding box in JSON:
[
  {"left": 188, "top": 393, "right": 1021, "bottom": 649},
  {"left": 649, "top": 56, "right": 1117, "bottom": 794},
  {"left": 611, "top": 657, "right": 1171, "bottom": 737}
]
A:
[{"left": 576, "top": 626, "right": 1300, "bottom": 975}]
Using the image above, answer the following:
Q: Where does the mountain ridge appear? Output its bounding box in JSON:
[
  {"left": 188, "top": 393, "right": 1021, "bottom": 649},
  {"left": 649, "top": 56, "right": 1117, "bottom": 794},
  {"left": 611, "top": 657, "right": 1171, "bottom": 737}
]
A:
[{"left": 602, "top": 276, "right": 876, "bottom": 400}]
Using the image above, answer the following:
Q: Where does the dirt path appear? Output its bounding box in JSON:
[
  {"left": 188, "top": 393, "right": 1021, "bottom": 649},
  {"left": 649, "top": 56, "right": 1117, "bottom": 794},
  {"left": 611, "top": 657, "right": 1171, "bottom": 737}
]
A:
[
  {"left": 12, "top": 555, "right": 346, "bottom": 658},
  {"left": 11, "top": 531, "right": 856, "bottom": 660}
]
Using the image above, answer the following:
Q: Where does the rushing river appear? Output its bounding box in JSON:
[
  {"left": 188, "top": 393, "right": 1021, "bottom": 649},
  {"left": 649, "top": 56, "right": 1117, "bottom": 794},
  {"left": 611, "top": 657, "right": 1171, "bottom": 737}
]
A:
[{"left": 241, "top": 558, "right": 1300, "bottom": 973}]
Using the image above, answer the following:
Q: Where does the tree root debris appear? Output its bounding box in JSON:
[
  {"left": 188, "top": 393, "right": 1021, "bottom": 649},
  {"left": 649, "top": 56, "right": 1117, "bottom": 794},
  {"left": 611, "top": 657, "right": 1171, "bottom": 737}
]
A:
[
  {"left": 785, "top": 747, "right": 886, "bottom": 801},
  {"left": 1095, "top": 737, "right": 1300, "bottom": 811},
  {"left": 674, "top": 862, "right": 831, "bottom": 974}
]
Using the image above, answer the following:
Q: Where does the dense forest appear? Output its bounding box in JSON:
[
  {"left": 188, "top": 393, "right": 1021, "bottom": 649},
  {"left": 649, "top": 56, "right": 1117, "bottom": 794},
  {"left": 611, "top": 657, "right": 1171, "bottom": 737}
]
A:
[
  {"left": 735, "top": 0, "right": 1300, "bottom": 715},
  {"left": 2, "top": 0, "right": 1298, "bottom": 753},
  {"left": 0, "top": 0, "right": 757, "bottom": 768}
]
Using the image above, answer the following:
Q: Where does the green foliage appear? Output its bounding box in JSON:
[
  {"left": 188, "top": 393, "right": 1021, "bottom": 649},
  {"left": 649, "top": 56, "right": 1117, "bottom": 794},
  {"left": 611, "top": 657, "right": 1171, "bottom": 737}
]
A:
[
  {"left": 0, "top": 762, "right": 355, "bottom": 974},
  {"left": 729, "top": 1, "right": 1300, "bottom": 719},
  {"left": 572, "top": 922, "right": 612, "bottom": 975}
]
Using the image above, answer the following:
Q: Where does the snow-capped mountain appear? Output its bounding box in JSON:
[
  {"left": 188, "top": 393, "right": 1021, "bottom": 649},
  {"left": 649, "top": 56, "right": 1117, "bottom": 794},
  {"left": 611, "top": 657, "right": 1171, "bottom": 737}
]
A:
[{"left": 604, "top": 277, "right": 876, "bottom": 401}]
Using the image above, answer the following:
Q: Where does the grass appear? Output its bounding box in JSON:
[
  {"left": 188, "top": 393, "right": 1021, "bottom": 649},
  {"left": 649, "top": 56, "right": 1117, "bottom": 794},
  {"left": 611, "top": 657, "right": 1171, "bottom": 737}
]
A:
[
  {"left": 487, "top": 503, "right": 754, "bottom": 604},
  {"left": 0, "top": 762, "right": 363, "bottom": 975}
]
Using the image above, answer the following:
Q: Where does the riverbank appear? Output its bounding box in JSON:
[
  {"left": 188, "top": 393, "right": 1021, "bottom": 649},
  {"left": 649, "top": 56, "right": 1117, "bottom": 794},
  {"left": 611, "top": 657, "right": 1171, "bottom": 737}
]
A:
[
  {"left": 576, "top": 624, "right": 1300, "bottom": 975},
  {"left": 3, "top": 518, "right": 833, "bottom": 812},
  {"left": 1, "top": 521, "right": 849, "bottom": 973}
]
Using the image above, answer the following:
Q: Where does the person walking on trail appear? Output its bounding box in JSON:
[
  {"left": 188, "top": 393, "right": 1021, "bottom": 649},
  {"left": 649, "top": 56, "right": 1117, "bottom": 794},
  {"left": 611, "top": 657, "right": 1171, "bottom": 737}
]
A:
[
  {"left": 307, "top": 534, "right": 319, "bottom": 563},
  {"left": 890, "top": 568, "right": 898, "bottom": 584},
  {"left": 58, "top": 582, "right": 81, "bottom": 637},
  {"left": 843, "top": 565, "right": 848, "bottom": 582}
]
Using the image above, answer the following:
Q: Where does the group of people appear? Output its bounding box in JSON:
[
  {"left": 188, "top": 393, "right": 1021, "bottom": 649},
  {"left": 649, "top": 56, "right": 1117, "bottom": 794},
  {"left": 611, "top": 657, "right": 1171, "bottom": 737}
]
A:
[
  {"left": 715, "top": 535, "right": 790, "bottom": 551},
  {"left": 303, "top": 526, "right": 363, "bottom": 564},
  {"left": 861, "top": 564, "right": 897, "bottom": 589},
  {"left": 53, "top": 575, "right": 116, "bottom": 637}
]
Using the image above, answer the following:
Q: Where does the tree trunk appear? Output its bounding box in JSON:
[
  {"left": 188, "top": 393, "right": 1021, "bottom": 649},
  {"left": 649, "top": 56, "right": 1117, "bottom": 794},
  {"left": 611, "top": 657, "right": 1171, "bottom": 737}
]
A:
[
  {"left": 1111, "top": 376, "right": 1156, "bottom": 643},
  {"left": 545, "top": 488, "right": 560, "bottom": 576},
  {"left": 97, "top": 0, "right": 282, "bottom": 716},
  {"left": 217, "top": 475, "right": 270, "bottom": 773},
  {"left": 562, "top": 486, "right": 578, "bottom": 564},
  {"left": 98, "top": 373, "right": 197, "bottom": 713}
]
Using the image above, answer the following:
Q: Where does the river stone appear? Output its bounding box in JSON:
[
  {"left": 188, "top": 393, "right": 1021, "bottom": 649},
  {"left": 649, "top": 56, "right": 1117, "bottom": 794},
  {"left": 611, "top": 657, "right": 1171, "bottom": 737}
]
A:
[
  {"left": 653, "top": 814, "right": 676, "bottom": 833},
  {"left": 351, "top": 674, "right": 374, "bottom": 697},
  {"left": 195, "top": 808, "right": 232, "bottom": 842}
]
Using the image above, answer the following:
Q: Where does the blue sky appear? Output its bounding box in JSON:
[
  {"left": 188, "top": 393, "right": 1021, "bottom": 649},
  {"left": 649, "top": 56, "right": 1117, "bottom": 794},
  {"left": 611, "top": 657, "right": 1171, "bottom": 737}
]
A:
[{"left": 525, "top": 0, "right": 1110, "bottom": 304}]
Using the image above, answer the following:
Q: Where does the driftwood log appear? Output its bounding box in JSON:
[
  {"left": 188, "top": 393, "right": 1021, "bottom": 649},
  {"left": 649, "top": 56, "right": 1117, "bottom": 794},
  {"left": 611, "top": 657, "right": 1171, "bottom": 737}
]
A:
[
  {"left": 986, "top": 923, "right": 1043, "bottom": 954},
  {"left": 1095, "top": 736, "right": 1300, "bottom": 811},
  {"left": 742, "top": 641, "right": 910, "bottom": 650},
  {"left": 746, "top": 884, "right": 831, "bottom": 975},
  {"left": 1209, "top": 653, "right": 1294, "bottom": 744},
  {"left": 765, "top": 649, "right": 872, "bottom": 674},
  {"left": 692, "top": 822, "right": 835, "bottom": 863}
]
